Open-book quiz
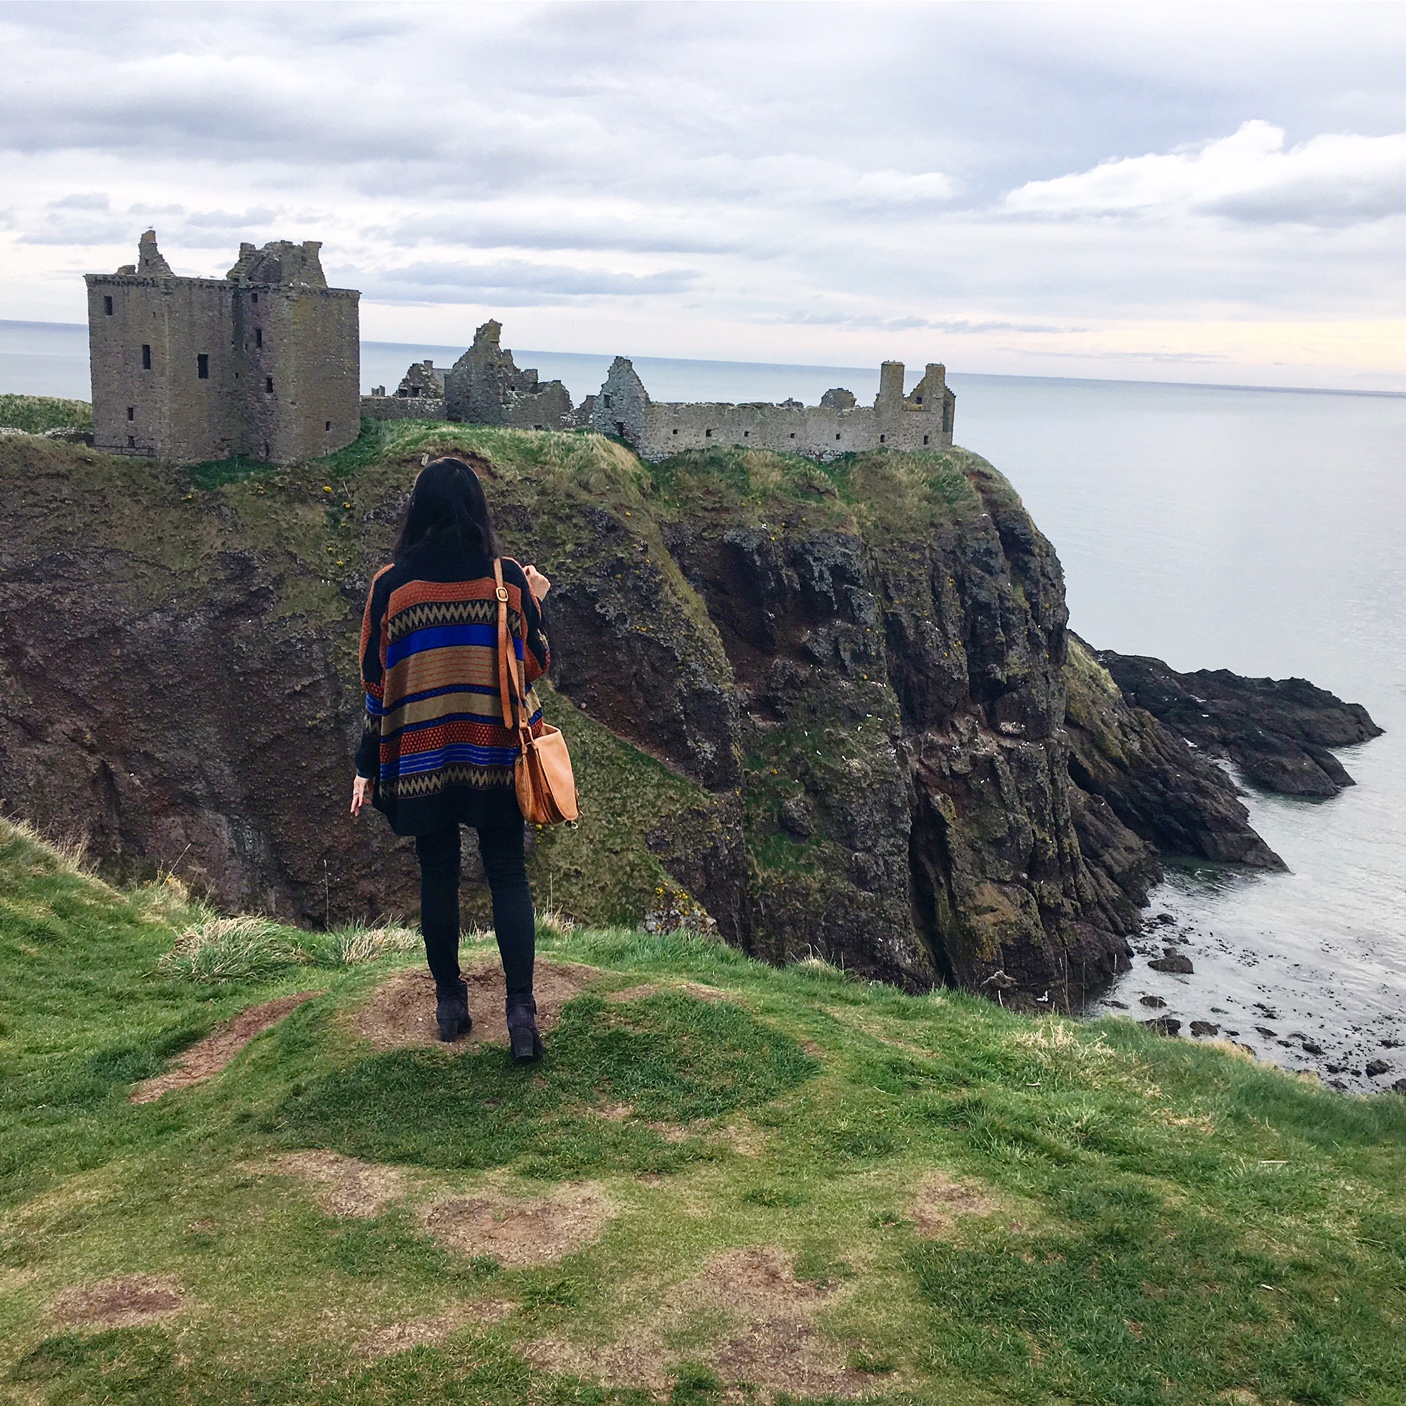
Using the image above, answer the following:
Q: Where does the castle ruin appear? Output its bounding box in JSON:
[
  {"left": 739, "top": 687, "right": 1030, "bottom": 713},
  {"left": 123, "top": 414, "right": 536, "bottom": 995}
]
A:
[
  {"left": 86, "top": 233, "right": 951, "bottom": 468},
  {"left": 86, "top": 231, "right": 360, "bottom": 464},
  {"left": 585, "top": 356, "right": 954, "bottom": 461},
  {"left": 366, "top": 321, "right": 955, "bottom": 461}
]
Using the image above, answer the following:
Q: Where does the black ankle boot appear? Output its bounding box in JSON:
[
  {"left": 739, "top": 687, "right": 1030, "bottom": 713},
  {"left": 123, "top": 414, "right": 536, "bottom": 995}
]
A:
[
  {"left": 435, "top": 979, "right": 472, "bottom": 1043},
  {"left": 505, "top": 997, "right": 542, "bottom": 1064}
]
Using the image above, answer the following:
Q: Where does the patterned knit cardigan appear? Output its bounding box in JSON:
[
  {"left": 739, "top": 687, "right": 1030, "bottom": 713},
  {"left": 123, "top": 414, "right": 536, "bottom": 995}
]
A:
[{"left": 355, "top": 543, "right": 549, "bottom": 832}]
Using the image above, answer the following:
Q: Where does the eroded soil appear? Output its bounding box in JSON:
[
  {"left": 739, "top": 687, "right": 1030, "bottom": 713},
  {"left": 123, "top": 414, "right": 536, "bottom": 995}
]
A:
[
  {"left": 351, "top": 958, "right": 597, "bottom": 1051},
  {"left": 52, "top": 1275, "right": 185, "bottom": 1328},
  {"left": 130, "top": 992, "right": 321, "bottom": 1103}
]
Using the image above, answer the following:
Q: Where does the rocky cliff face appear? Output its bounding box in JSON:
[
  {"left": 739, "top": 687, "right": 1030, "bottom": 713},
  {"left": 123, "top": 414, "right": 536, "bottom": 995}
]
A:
[{"left": 0, "top": 424, "right": 1320, "bottom": 1009}]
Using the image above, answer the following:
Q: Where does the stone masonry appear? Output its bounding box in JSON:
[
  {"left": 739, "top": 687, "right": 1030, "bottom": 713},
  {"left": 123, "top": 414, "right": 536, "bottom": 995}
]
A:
[
  {"left": 589, "top": 355, "right": 955, "bottom": 461},
  {"left": 86, "top": 231, "right": 360, "bottom": 464},
  {"left": 366, "top": 321, "right": 955, "bottom": 464}
]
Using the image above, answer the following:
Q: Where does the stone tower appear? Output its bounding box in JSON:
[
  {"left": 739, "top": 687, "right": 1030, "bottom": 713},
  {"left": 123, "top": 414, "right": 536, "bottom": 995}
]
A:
[{"left": 85, "top": 231, "right": 360, "bottom": 464}]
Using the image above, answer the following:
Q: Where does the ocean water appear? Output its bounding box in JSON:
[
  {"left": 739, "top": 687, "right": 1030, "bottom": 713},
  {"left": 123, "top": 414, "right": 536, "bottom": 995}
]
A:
[{"left": 4, "top": 321, "right": 1403, "bottom": 1087}]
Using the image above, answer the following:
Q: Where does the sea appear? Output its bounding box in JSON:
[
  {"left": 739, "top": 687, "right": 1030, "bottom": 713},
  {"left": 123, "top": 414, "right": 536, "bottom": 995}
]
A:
[{"left": 5, "top": 320, "right": 1404, "bottom": 1089}]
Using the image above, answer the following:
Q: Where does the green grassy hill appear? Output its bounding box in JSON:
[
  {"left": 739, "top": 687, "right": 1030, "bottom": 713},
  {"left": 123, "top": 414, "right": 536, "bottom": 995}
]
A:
[{"left": 2, "top": 817, "right": 1405, "bottom": 1405}]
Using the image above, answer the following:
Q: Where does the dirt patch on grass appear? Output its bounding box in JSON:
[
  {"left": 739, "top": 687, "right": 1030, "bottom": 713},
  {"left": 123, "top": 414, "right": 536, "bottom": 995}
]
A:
[
  {"left": 130, "top": 992, "right": 320, "bottom": 1103},
  {"left": 355, "top": 1299, "right": 514, "bottom": 1359},
  {"left": 910, "top": 1172, "right": 1000, "bottom": 1237},
  {"left": 264, "top": 1150, "right": 412, "bottom": 1218},
  {"left": 526, "top": 1247, "right": 873, "bottom": 1401},
  {"left": 421, "top": 1183, "right": 613, "bottom": 1266},
  {"left": 352, "top": 958, "right": 597, "bottom": 1051},
  {"left": 524, "top": 1336, "right": 673, "bottom": 1393},
  {"left": 696, "top": 1249, "right": 872, "bottom": 1399},
  {"left": 53, "top": 1275, "right": 185, "bottom": 1327}
]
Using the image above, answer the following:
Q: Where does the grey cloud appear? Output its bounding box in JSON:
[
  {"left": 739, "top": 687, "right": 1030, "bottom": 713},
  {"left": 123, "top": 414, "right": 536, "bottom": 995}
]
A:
[
  {"left": 360, "top": 259, "right": 700, "bottom": 306},
  {"left": 49, "top": 192, "right": 108, "bottom": 210},
  {"left": 382, "top": 212, "right": 754, "bottom": 258}
]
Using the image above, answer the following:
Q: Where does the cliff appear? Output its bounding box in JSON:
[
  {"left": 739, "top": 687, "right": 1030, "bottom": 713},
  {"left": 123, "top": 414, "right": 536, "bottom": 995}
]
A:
[{"left": 0, "top": 421, "right": 1296, "bottom": 1006}]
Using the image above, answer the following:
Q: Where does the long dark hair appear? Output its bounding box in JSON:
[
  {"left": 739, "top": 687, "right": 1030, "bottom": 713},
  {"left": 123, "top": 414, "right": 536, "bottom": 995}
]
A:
[{"left": 394, "top": 456, "right": 500, "bottom": 562}]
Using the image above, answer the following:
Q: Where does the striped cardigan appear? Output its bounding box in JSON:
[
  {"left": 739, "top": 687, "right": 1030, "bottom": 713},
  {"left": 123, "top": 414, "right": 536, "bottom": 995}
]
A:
[{"left": 356, "top": 541, "right": 549, "bottom": 833}]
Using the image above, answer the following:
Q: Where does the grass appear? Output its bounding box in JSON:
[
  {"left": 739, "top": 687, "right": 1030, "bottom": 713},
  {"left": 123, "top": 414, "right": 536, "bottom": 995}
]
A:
[
  {"left": 0, "top": 393, "right": 91, "bottom": 434},
  {"left": 2, "top": 817, "right": 1405, "bottom": 1404}
]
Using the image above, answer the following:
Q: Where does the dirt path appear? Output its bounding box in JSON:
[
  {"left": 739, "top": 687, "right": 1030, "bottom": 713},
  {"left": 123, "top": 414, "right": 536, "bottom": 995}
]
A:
[{"left": 130, "top": 992, "right": 321, "bottom": 1104}]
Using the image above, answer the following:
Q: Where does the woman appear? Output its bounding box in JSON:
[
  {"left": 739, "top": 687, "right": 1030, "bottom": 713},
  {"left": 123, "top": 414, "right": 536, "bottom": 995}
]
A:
[{"left": 350, "top": 456, "right": 551, "bottom": 1063}]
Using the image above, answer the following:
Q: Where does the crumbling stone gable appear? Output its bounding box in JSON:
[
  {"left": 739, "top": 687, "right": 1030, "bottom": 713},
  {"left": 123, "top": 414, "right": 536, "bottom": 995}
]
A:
[
  {"left": 443, "top": 320, "right": 574, "bottom": 431},
  {"left": 85, "top": 231, "right": 360, "bottom": 465}
]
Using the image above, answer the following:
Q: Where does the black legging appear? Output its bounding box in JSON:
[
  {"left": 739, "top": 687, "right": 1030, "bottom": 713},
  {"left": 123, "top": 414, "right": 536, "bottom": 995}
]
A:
[{"left": 414, "top": 815, "right": 535, "bottom": 1001}]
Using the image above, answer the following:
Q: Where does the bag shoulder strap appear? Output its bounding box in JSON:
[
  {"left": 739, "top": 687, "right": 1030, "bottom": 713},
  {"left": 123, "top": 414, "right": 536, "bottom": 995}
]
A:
[{"left": 492, "top": 559, "right": 533, "bottom": 744}]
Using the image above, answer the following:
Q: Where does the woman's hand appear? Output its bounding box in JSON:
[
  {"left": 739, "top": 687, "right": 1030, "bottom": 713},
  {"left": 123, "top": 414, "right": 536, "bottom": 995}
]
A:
[
  {"left": 351, "top": 775, "right": 373, "bottom": 817},
  {"left": 524, "top": 564, "right": 551, "bottom": 600}
]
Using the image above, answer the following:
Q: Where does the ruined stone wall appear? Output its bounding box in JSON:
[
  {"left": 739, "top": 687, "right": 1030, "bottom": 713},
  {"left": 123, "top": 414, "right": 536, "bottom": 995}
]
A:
[
  {"left": 589, "top": 356, "right": 955, "bottom": 463},
  {"left": 444, "top": 320, "right": 576, "bottom": 430},
  {"left": 361, "top": 394, "right": 446, "bottom": 421}
]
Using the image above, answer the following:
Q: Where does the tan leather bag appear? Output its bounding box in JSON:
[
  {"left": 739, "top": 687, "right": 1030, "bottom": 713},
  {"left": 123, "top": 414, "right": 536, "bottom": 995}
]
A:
[{"left": 494, "top": 560, "right": 579, "bottom": 825}]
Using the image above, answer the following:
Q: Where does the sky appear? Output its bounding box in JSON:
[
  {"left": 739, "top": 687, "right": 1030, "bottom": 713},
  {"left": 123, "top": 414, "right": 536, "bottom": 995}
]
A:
[{"left": 2, "top": 1, "right": 1406, "bottom": 389}]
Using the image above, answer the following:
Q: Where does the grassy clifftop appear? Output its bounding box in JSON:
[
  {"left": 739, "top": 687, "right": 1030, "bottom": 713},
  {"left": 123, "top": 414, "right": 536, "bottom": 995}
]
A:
[{"left": 3, "top": 816, "right": 1405, "bottom": 1405}]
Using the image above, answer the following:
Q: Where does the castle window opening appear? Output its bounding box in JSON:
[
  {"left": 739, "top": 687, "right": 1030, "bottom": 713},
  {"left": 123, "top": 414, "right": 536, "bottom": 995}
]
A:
[
  {"left": 923, "top": 435, "right": 930, "bottom": 445},
  {"left": 104, "top": 296, "right": 113, "bottom": 316},
  {"left": 835, "top": 433, "right": 841, "bottom": 441},
  {"left": 879, "top": 434, "right": 886, "bottom": 443},
  {"left": 141, "top": 344, "right": 151, "bottom": 370},
  {"left": 706, "top": 428, "right": 713, "bottom": 438},
  {"left": 266, "top": 376, "right": 274, "bottom": 393},
  {"left": 197, "top": 353, "right": 209, "bottom": 380},
  {"left": 255, "top": 328, "right": 262, "bottom": 348},
  {"left": 603, "top": 393, "right": 612, "bottom": 408},
  {"left": 251, "top": 292, "right": 258, "bottom": 304},
  {"left": 127, "top": 435, "right": 135, "bottom": 448},
  {"left": 325, "top": 420, "right": 331, "bottom": 432},
  {"left": 789, "top": 432, "right": 796, "bottom": 438},
  {"left": 915, "top": 395, "right": 923, "bottom": 404},
  {"left": 672, "top": 428, "right": 678, "bottom": 435},
  {"left": 533, "top": 424, "right": 543, "bottom": 431},
  {"left": 127, "top": 407, "right": 134, "bottom": 421},
  {"left": 744, "top": 430, "right": 750, "bottom": 437}
]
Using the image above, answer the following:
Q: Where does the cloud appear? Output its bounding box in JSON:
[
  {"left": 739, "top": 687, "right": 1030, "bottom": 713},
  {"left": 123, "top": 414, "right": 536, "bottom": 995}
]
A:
[
  {"left": 49, "top": 192, "right": 108, "bottom": 211},
  {"left": 1003, "top": 121, "right": 1406, "bottom": 226},
  {"left": 362, "top": 258, "right": 700, "bottom": 306}
]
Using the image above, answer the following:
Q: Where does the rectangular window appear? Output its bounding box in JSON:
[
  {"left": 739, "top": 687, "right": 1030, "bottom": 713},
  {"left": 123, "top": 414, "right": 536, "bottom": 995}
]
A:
[
  {"left": 255, "top": 328, "right": 262, "bottom": 348},
  {"left": 603, "top": 393, "right": 612, "bottom": 408},
  {"left": 835, "top": 433, "right": 841, "bottom": 441},
  {"left": 104, "top": 295, "right": 113, "bottom": 316},
  {"left": 266, "top": 376, "right": 274, "bottom": 393},
  {"left": 141, "top": 344, "right": 151, "bottom": 370},
  {"left": 923, "top": 435, "right": 930, "bottom": 445},
  {"left": 251, "top": 292, "right": 258, "bottom": 304},
  {"left": 743, "top": 430, "right": 750, "bottom": 437},
  {"left": 197, "top": 353, "right": 209, "bottom": 379},
  {"left": 127, "top": 406, "right": 134, "bottom": 421},
  {"left": 325, "top": 421, "right": 332, "bottom": 431},
  {"left": 127, "top": 435, "right": 135, "bottom": 448},
  {"left": 672, "top": 428, "right": 679, "bottom": 435},
  {"left": 879, "top": 434, "right": 886, "bottom": 443}
]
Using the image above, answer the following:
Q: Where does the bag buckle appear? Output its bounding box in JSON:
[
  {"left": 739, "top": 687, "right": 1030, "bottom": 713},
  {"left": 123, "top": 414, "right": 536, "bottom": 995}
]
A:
[{"left": 495, "top": 586, "right": 509, "bottom": 602}]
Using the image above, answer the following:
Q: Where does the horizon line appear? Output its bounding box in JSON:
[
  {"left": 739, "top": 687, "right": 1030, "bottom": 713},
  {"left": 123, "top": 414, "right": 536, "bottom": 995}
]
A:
[{"left": 3, "top": 317, "right": 1403, "bottom": 404}]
